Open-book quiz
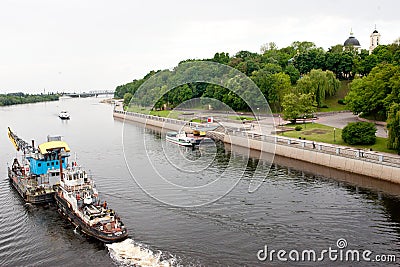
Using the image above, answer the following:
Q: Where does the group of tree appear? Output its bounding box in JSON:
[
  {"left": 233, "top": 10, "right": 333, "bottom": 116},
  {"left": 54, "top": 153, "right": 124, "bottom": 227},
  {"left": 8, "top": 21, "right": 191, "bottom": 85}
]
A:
[
  {"left": 344, "top": 47, "right": 400, "bottom": 152},
  {"left": 115, "top": 38, "right": 400, "bottom": 152},
  {"left": 0, "top": 93, "right": 59, "bottom": 106},
  {"left": 115, "top": 41, "right": 356, "bottom": 111}
]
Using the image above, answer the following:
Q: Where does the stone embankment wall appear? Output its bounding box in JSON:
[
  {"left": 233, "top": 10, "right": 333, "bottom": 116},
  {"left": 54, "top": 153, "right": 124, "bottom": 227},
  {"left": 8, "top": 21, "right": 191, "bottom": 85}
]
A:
[{"left": 114, "top": 110, "right": 400, "bottom": 183}]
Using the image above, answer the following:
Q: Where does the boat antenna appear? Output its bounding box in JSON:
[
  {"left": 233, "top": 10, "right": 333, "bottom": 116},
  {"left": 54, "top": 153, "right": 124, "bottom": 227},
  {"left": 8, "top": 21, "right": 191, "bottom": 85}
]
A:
[{"left": 59, "top": 149, "right": 63, "bottom": 181}]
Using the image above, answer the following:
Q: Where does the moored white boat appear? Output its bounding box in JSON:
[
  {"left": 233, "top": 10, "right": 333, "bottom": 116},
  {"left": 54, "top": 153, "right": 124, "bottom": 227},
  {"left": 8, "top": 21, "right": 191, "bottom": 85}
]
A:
[{"left": 166, "top": 131, "right": 196, "bottom": 147}]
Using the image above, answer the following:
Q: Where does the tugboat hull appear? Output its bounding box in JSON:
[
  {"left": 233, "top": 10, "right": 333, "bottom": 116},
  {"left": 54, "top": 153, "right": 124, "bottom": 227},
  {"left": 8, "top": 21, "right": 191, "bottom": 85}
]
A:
[{"left": 55, "top": 193, "right": 128, "bottom": 243}]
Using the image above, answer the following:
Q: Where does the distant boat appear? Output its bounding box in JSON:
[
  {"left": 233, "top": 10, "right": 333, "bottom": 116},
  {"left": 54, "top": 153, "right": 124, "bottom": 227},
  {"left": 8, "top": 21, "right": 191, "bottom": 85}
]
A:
[{"left": 59, "top": 111, "right": 70, "bottom": 120}]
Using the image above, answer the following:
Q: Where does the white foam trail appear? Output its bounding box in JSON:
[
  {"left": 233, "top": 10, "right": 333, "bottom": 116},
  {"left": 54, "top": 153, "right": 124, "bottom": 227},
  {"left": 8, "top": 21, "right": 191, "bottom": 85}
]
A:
[{"left": 106, "top": 238, "right": 175, "bottom": 267}]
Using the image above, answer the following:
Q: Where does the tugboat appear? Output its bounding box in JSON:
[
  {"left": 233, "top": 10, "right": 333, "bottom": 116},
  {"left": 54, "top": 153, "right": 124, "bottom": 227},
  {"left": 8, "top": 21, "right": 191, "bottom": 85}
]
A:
[
  {"left": 54, "top": 163, "right": 128, "bottom": 242},
  {"left": 7, "top": 127, "right": 67, "bottom": 204},
  {"left": 7, "top": 127, "right": 128, "bottom": 242}
]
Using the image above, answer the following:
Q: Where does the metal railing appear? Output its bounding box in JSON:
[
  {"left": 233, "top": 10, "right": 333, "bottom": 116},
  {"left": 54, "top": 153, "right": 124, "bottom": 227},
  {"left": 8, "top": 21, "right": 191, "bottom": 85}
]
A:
[
  {"left": 224, "top": 128, "right": 400, "bottom": 168},
  {"left": 115, "top": 110, "right": 400, "bottom": 168},
  {"left": 114, "top": 110, "right": 200, "bottom": 128}
]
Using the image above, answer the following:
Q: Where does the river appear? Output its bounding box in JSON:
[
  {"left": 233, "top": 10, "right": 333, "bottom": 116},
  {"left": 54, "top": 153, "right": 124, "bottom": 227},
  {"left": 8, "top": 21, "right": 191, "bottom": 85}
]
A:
[{"left": 0, "top": 97, "right": 399, "bottom": 266}]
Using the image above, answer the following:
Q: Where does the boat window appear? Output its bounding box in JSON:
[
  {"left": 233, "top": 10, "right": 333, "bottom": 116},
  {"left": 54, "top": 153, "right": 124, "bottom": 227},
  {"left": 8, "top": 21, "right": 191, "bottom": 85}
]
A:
[
  {"left": 47, "top": 163, "right": 50, "bottom": 166},
  {"left": 38, "top": 163, "right": 41, "bottom": 167},
  {"left": 55, "top": 162, "right": 59, "bottom": 166},
  {"left": 51, "top": 162, "right": 54, "bottom": 166}
]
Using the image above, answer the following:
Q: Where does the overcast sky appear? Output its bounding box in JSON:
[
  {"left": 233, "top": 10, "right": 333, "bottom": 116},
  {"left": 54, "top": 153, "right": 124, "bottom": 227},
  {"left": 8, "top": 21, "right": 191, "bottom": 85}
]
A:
[{"left": 0, "top": 0, "right": 399, "bottom": 93}]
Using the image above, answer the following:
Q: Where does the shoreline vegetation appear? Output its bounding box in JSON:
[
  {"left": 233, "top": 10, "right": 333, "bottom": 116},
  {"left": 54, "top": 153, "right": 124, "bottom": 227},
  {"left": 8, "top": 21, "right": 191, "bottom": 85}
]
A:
[
  {"left": 0, "top": 93, "right": 59, "bottom": 106},
  {"left": 115, "top": 39, "right": 400, "bottom": 153}
]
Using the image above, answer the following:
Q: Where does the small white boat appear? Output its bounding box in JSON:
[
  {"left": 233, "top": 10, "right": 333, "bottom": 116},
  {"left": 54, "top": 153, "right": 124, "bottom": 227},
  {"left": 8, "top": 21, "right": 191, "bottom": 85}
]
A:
[
  {"left": 166, "top": 131, "right": 196, "bottom": 147},
  {"left": 59, "top": 111, "right": 70, "bottom": 120}
]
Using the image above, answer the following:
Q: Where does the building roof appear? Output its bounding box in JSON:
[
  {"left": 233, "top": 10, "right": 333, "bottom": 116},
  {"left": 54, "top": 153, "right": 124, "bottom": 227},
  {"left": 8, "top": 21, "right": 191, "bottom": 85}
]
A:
[
  {"left": 373, "top": 29, "right": 379, "bottom": 34},
  {"left": 344, "top": 36, "right": 360, "bottom": 46},
  {"left": 38, "top": 141, "right": 70, "bottom": 154}
]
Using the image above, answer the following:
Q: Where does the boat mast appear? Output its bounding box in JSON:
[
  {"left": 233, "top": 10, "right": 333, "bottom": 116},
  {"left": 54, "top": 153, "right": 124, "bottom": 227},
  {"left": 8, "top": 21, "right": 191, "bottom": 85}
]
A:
[{"left": 59, "top": 149, "right": 63, "bottom": 181}]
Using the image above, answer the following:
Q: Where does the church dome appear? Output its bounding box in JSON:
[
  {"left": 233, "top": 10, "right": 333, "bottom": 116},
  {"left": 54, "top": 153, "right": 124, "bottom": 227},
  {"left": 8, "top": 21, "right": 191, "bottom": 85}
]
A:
[
  {"left": 344, "top": 31, "right": 360, "bottom": 46},
  {"left": 373, "top": 29, "right": 378, "bottom": 34}
]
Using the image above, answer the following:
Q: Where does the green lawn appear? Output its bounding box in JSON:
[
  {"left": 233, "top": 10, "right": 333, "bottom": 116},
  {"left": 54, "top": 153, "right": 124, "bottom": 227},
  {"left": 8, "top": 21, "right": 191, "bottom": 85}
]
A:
[
  {"left": 281, "top": 123, "right": 396, "bottom": 154},
  {"left": 125, "top": 106, "right": 181, "bottom": 119},
  {"left": 149, "top": 110, "right": 181, "bottom": 119},
  {"left": 318, "top": 80, "right": 350, "bottom": 112}
]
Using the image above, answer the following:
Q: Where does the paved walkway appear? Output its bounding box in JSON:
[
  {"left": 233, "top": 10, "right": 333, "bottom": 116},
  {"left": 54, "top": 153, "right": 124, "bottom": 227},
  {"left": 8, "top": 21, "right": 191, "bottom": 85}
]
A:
[
  {"left": 316, "top": 112, "right": 387, "bottom": 138},
  {"left": 116, "top": 104, "right": 388, "bottom": 138}
]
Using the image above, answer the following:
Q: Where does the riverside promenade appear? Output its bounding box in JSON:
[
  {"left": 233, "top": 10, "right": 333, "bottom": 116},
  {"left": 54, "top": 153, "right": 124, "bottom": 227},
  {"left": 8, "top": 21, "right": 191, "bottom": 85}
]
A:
[{"left": 113, "top": 108, "right": 400, "bottom": 184}]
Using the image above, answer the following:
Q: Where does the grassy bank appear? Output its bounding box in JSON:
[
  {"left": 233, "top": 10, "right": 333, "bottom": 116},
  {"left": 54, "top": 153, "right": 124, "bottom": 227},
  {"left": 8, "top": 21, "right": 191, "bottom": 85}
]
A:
[
  {"left": 125, "top": 106, "right": 182, "bottom": 119},
  {"left": 318, "top": 80, "right": 350, "bottom": 112},
  {"left": 281, "top": 123, "right": 395, "bottom": 154}
]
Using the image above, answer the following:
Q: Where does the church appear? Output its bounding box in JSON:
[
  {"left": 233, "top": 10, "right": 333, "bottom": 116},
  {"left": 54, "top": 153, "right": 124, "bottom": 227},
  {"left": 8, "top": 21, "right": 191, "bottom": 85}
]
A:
[{"left": 343, "top": 27, "right": 381, "bottom": 54}]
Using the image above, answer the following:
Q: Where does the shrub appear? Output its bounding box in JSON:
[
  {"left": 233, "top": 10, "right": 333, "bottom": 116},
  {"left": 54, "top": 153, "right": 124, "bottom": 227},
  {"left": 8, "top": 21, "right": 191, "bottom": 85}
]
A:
[
  {"left": 337, "top": 99, "right": 346, "bottom": 105},
  {"left": 342, "top": 122, "right": 377, "bottom": 145},
  {"left": 295, "top": 125, "right": 302, "bottom": 131}
]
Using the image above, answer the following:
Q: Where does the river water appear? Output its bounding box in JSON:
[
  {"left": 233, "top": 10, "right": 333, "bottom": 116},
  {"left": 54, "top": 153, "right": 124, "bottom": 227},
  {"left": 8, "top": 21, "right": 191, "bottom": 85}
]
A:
[{"left": 0, "top": 97, "right": 400, "bottom": 266}]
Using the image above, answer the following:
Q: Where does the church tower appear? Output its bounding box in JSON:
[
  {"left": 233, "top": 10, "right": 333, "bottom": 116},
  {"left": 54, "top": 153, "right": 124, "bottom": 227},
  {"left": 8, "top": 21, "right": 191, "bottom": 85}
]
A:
[{"left": 369, "top": 26, "right": 381, "bottom": 54}]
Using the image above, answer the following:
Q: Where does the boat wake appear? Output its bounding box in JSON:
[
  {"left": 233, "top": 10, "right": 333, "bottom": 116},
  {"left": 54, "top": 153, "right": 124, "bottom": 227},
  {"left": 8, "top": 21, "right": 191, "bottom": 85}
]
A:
[{"left": 106, "top": 238, "right": 176, "bottom": 267}]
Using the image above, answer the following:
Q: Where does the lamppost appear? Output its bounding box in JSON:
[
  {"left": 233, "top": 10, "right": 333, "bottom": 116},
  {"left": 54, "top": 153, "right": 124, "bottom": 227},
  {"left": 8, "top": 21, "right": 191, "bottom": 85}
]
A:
[
  {"left": 304, "top": 116, "right": 306, "bottom": 129},
  {"left": 257, "top": 107, "right": 260, "bottom": 121},
  {"left": 278, "top": 114, "right": 281, "bottom": 126},
  {"left": 334, "top": 128, "right": 336, "bottom": 143}
]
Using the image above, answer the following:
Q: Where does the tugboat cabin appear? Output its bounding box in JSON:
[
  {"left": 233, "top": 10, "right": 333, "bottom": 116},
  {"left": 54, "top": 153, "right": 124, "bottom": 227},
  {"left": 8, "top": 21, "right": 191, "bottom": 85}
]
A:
[{"left": 28, "top": 136, "right": 70, "bottom": 176}]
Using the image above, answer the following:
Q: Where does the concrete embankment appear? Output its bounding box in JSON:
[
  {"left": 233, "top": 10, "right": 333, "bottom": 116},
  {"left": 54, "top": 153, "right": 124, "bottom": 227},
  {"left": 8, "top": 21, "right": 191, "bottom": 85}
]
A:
[{"left": 114, "top": 110, "right": 400, "bottom": 184}]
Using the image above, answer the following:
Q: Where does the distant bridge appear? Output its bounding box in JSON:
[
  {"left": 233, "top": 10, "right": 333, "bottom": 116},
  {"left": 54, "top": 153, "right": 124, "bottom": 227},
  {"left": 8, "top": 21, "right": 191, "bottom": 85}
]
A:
[{"left": 62, "top": 90, "right": 115, "bottom": 98}]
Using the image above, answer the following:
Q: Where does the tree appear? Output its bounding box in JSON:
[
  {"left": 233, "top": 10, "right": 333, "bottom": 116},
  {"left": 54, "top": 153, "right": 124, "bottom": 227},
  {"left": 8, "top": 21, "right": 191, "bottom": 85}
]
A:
[
  {"left": 284, "top": 65, "right": 300, "bottom": 85},
  {"left": 357, "top": 54, "right": 378, "bottom": 76},
  {"left": 281, "top": 93, "right": 316, "bottom": 123},
  {"left": 250, "top": 69, "right": 291, "bottom": 111},
  {"left": 345, "top": 63, "right": 400, "bottom": 120},
  {"left": 123, "top": 92, "right": 133, "bottom": 107},
  {"left": 296, "top": 69, "right": 340, "bottom": 107},
  {"left": 387, "top": 103, "right": 400, "bottom": 153},
  {"left": 293, "top": 48, "right": 325, "bottom": 74},
  {"left": 260, "top": 42, "right": 278, "bottom": 54},
  {"left": 338, "top": 51, "right": 355, "bottom": 79},
  {"left": 342, "top": 122, "right": 377, "bottom": 145},
  {"left": 291, "top": 41, "right": 316, "bottom": 53},
  {"left": 212, "top": 52, "right": 230, "bottom": 65}
]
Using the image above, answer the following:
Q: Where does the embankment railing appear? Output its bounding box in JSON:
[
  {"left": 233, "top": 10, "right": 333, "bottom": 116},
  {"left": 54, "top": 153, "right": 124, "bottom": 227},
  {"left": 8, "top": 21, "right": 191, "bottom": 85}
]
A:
[{"left": 114, "top": 110, "right": 400, "bottom": 168}]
